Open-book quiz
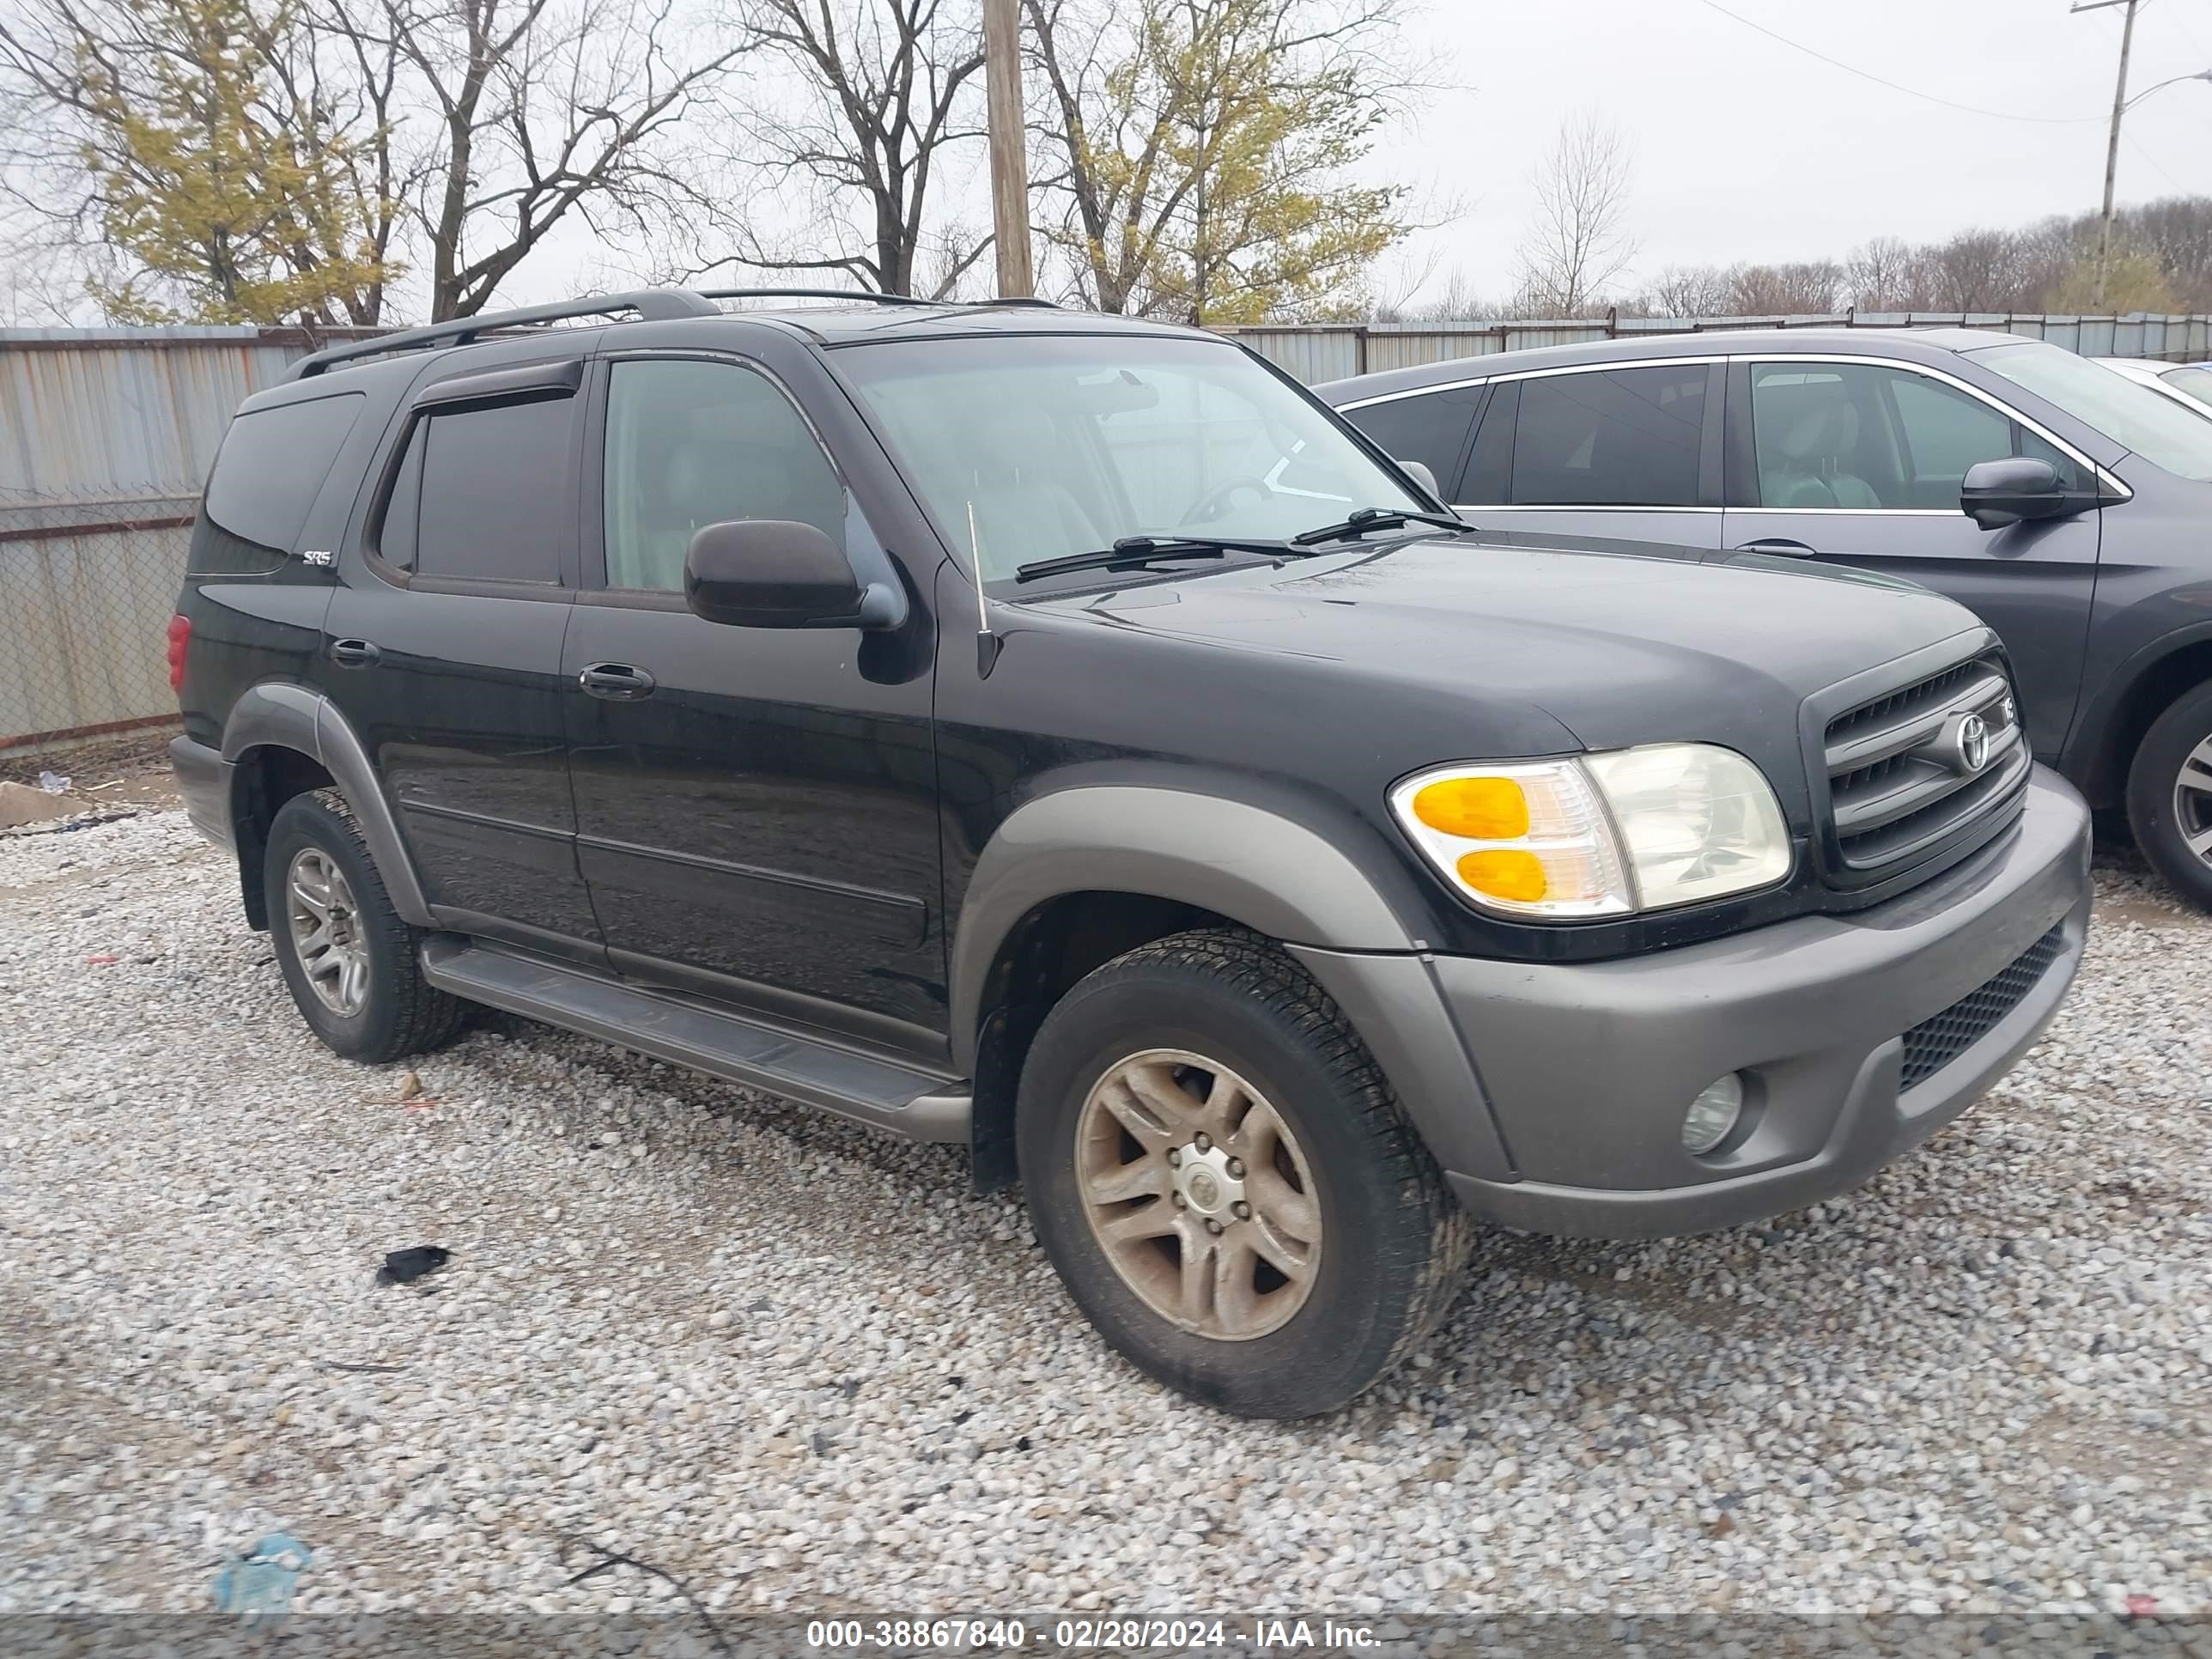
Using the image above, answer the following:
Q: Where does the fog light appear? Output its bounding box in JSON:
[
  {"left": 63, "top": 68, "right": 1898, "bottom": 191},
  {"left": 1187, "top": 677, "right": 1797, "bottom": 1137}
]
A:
[{"left": 1681, "top": 1073, "right": 1746, "bottom": 1154}]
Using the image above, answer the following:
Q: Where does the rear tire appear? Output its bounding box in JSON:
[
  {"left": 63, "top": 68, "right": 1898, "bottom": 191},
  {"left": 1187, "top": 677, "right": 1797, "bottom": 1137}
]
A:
[
  {"left": 2125, "top": 681, "right": 2212, "bottom": 910},
  {"left": 1016, "top": 928, "right": 1471, "bottom": 1418},
  {"left": 264, "top": 788, "right": 467, "bottom": 1063}
]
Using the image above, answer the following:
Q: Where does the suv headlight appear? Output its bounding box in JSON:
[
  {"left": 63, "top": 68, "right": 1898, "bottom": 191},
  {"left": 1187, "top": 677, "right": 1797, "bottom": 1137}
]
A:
[{"left": 1389, "top": 744, "right": 1791, "bottom": 919}]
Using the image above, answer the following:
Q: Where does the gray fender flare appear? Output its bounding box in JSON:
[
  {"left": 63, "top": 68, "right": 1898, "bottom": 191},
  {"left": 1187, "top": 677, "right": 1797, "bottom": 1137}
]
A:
[
  {"left": 947, "top": 784, "right": 1515, "bottom": 1183},
  {"left": 222, "top": 682, "right": 434, "bottom": 927}
]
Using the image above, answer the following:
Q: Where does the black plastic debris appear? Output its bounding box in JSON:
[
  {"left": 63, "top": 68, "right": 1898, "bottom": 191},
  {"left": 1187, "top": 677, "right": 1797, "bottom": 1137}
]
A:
[{"left": 377, "top": 1245, "right": 451, "bottom": 1285}]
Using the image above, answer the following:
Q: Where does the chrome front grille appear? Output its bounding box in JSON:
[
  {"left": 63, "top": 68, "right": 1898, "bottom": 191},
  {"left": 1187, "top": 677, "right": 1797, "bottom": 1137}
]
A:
[{"left": 1823, "top": 655, "right": 2029, "bottom": 872}]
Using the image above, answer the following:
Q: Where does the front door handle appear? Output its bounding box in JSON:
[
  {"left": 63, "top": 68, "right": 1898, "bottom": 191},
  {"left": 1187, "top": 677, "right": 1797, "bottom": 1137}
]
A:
[
  {"left": 578, "top": 662, "right": 657, "bottom": 700},
  {"left": 1733, "top": 538, "right": 1818, "bottom": 558},
  {"left": 329, "top": 637, "right": 381, "bottom": 667}
]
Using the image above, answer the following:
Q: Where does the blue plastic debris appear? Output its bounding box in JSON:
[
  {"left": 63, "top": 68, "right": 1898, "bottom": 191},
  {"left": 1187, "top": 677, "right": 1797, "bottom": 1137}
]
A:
[{"left": 210, "top": 1531, "right": 312, "bottom": 1619}]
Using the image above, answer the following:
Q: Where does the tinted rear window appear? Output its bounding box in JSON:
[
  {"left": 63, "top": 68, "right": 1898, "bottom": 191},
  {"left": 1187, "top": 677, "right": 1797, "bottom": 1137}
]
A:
[
  {"left": 383, "top": 397, "right": 574, "bottom": 584},
  {"left": 1510, "top": 365, "right": 1706, "bottom": 507},
  {"left": 191, "top": 393, "right": 364, "bottom": 572},
  {"left": 1343, "top": 386, "right": 1485, "bottom": 497},
  {"left": 1462, "top": 381, "right": 1517, "bottom": 502}
]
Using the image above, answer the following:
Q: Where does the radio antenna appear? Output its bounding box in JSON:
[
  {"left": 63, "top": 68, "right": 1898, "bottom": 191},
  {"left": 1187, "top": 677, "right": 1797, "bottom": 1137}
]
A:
[{"left": 966, "top": 498, "right": 1001, "bottom": 678}]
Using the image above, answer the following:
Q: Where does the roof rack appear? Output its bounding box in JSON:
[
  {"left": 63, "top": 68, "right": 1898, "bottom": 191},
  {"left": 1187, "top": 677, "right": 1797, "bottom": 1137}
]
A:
[
  {"left": 288, "top": 284, "right": 1073, "bottom": 380},
  {"left": 695, "top": 287, "right": 933, "bottom": 307},
  {"left": 289, "top": 289, "right": 720, "bottom": 378},
  {"left": 696, "top": 287, "right": 1061, "bottom": 310}
]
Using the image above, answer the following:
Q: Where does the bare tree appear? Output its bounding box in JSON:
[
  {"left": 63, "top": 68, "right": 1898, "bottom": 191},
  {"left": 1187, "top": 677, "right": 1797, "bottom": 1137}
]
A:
[
  {"left": 1368, "top": 263, "right": 1498, "bottom": 323},
  {"left": 1727, "top": 259, "right": 1842, "bottom": 315},
  {"left": 1843, "top": 235, "right": 1917, "bottom": 312},
  {"left": 299, "top": 3, "right": 410, "bottom": 321},
  {"left": 3, "top": 0, "right": 751, "bottom": 321},
  {"left": 1024, "top": 0, "right": 1419, "bottom": 323},
  {"left": 0, "top": 0, "right": 401, "bottom": 323},
  {"left": 2007, "top": 215, "right": 2088, "bottom": 311},
  {"left": 1512, "top": 113, "right": 1635, "bottom": 317},
  {"left": 1918, "top": 228, "right": 2033, "bottom": 313},
  {"left": 1635, "top": 263, "right": 1733, "bottom": 319},
  {"left": 321, "top": 0, "right": 752, "bottom": 319},
  {"left": 0, "top": 207, "right": 112, "bottom": 324},
  {"left": 2124, "top": 196, "right": 2212, "bottom": 307},
  {"left": 687, "top": 0, "right": 989, "bottom": 298}
]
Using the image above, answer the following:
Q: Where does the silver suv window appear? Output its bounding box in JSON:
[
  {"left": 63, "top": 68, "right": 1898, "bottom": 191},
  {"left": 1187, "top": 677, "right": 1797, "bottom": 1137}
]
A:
[
  {"left": 1747, "top": 362, "right": 2080, "bottom": 510},
  {"left": 1510, "top": 364, "right": 1706, "bottom": 507}
]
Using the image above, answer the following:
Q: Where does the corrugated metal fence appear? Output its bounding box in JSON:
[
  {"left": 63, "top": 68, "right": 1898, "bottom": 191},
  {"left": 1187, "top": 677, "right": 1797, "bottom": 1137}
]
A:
[
  {"left": 4, "top": 310, "right": 2209, "bottom": 749},
  {"left": 0, "top": 326, "right": 372, "bottom": 753},
  {"left": 1220, "top": 311, "right": 2212, "bottom": 384}
]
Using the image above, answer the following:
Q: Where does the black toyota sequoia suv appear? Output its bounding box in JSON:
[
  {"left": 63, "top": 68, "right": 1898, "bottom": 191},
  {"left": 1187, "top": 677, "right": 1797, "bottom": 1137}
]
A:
[{"left": 169, "top": 289, "right": 2093, "bottom": 1418}]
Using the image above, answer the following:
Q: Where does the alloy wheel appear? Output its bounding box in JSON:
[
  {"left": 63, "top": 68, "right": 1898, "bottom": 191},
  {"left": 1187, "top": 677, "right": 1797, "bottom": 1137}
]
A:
[
  {"left": 286, "top": 848, "right": 369, "bottom": 1016},
  {"left": 2174, "top": 735, "right": 2212, "bottom": 866},
  {"left": 1074, "top": 1048, "right": 1322, "bottom": 1341}
]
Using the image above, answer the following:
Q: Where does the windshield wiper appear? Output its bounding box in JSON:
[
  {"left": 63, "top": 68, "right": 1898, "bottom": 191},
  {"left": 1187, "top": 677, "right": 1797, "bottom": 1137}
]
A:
[
  {"left": 1013, "top": 534, "right": 1299, "bottom": 584},
  {"left": 1291, "top": 505, "right": 1474, "bottom": 546}
]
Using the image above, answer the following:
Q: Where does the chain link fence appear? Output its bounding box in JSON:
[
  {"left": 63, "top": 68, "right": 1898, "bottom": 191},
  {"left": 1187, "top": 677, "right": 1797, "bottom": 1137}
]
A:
[
  {"left": 0, "top": 486, "right": 193, "bottom": 758},
  {"left": 0, "top": 325, "right": 343, "bottom": 757}
]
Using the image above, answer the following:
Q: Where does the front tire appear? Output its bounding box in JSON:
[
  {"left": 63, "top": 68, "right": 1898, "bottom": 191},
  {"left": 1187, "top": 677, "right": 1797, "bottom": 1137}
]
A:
[
  {"left": 2126, "top": 682, "right": 2212, "bottom": 910},
  {"left": 1017, "top": 929, "right": 1471, "bottom": 1418},
  {"left": 264, "top": 788, "right": 467, "bottom": 1063}
]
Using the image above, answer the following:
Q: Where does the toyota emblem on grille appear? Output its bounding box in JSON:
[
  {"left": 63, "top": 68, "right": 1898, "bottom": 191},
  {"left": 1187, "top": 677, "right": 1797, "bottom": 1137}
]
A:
[
  {"left": 1930, "top": 709, "right": 1993, "bottom": 775},
  {"left": 1959, "top": 714, "right": 1990, "bottom": 772}
]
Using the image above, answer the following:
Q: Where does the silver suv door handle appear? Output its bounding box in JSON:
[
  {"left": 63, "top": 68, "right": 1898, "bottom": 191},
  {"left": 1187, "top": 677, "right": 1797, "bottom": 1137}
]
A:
[{"left": 1734, "top": 538, "right": 1817, "bottom": 557}]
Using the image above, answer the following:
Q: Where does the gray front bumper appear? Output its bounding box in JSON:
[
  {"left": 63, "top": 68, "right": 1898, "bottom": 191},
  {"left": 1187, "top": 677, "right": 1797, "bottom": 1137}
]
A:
[{"left": 1299, "top": 766, "right": 2092, "bottom": 1241}]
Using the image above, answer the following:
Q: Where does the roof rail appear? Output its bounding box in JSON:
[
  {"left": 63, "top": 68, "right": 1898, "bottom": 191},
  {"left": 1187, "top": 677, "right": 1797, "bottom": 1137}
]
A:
[
  {"left": 695, "top": 288, "right": 1061, "bottom": 310},
  {"left": 289, "top": 289, "right": 721, "bottom": 379},
  {"left": 699, "top": 285, "right": 1061, "bottom": 309},
  {"left": 694, "top": 287, "right": 933, "bottom": 307}
]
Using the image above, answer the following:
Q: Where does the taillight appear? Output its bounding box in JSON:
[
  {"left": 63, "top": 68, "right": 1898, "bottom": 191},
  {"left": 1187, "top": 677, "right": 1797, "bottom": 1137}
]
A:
[{"left": 167, "top": 614, "right": 191, "bottom": 693}]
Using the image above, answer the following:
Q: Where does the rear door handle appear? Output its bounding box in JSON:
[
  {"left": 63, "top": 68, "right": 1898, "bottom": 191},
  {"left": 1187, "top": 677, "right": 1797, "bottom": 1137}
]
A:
[
  {"left": 329, "top": 637, "right": 381, "bottom": 667},
  {"left": 1733, "top": 538, "right": 1818, "bottom": 558},
  {"left": 578, "top": 662, "right": 657, "bottom": 700}
]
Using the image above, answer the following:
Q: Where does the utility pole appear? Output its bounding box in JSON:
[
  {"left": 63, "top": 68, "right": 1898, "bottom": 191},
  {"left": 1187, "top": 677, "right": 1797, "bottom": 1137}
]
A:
[
  {"left": 2075, "top": 0, "right": 2139, "bottom": 310},
  {"left": 981, "top": 0, "right": 1034, "bottom": 298}
]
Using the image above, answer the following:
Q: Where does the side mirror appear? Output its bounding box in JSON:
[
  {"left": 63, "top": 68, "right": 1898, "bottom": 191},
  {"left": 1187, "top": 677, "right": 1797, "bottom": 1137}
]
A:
[
  {"left": 1960, "top": 458, "right": 2089, "bottom": 532},
  {"left": 1396, "top": 459, "right": 1441, "bottom": 500},
  {"left": 684, "top": 520, "right": 904, "bottom": 629}
]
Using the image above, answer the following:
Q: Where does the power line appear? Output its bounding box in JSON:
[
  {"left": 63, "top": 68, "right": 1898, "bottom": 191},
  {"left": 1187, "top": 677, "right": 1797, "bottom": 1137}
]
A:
[
  {"left": 2124, "top": 127, "right": 2190, "bottom": 190},
  {"left": 1692, "top": 0, "right": 2109, "bottom": 125},
  {"left": 2166, "top": 1, "right": 2212, "bottom": 61}
]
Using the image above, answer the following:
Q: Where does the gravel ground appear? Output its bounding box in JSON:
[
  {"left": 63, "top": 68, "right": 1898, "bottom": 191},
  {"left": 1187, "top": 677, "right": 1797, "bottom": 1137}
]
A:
[{"left": 1, "top": 808, "right": 2208, "bottom": 1624}]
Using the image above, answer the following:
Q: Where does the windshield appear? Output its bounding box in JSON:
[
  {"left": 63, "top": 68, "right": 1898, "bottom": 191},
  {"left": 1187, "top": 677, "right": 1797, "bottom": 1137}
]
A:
[
  {"left": 1971, "top": 340, "right": 2212, "bottom": 482},
  {"left": 837, "top": 335, "right": 1423, "bottom": 583},
  {"left": 2162, "top": 365, "right": 2212, "bottom": 410}
]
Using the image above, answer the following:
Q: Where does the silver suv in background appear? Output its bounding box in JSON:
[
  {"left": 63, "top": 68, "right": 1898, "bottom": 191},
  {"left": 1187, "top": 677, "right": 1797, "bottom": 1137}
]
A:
[
  {"left": 1322, "top": 329, "right": 2212, "bottom": 908},
  {"left": 2097, "top": 356, "right": 2212, "bottom": 416}
]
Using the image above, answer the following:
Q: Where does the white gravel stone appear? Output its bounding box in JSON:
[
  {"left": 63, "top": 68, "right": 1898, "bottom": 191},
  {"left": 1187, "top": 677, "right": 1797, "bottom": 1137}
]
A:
[{"left": 0, "top": 809, "right": 2207, "bottom": 1620}]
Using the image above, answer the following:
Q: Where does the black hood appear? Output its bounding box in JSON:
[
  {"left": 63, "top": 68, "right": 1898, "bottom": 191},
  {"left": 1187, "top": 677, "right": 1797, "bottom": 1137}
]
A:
[{"left": 1017, "top": 535, "right": 1983, "bottom": 757}]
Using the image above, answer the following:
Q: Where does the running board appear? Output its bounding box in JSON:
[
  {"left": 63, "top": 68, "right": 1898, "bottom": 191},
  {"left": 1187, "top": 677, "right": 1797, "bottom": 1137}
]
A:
[{"left": 419, "top": 939, "right": 971, "bottom": 1142}]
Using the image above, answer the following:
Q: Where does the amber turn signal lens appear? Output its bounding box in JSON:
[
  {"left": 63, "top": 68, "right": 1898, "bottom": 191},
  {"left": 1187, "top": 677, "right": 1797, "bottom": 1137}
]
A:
[
  {"left": 1412, "top": 776, "right": 1530, "bottom": 840},
  {"left": 1455, "top": 848, "right": 1547, "bottom": 902}
]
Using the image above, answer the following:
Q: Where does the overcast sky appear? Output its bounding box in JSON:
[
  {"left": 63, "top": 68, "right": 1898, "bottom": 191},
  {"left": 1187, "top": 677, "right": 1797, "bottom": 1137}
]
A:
[{"left": 1377, "top": 0, "right": 2212, "bottom": 303}]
